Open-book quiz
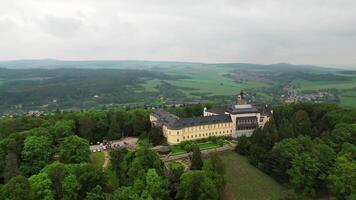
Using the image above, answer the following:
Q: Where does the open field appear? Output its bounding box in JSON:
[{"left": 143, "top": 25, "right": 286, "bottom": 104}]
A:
[
  {"left": 296, "top": 80, "right": 356, "bottom": 91},
  {"left": 220, "top": 152, "right": 289, "bottom": 200},
  {"left": 142, "top": 66, "right": 271, "bottom": 98},
  {"left": 339, "top": 90, "right": 356, "bottom": 107}
]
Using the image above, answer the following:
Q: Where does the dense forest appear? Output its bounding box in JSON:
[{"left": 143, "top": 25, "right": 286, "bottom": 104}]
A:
[
  {"left": 0, "top": 104, "right": 223, "bottom": 200},
  {"left": 236, "top": 103, "right": 356, "bottom": 199}
]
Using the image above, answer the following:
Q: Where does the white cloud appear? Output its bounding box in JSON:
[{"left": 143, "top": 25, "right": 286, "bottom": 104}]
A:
[{"left": 0, "top": 0, "right": 355, "bottom": 67}]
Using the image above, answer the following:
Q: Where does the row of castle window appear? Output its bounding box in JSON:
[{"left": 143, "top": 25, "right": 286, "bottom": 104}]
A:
[
  {"left": 181, "top": 130, "right": 232, "bottom": 140},
  {"left": 236, "top": 126, "right": 256, "bottom": 130},
  {"left": 178, "top": 123, "right": 231, "bottom": 133}
]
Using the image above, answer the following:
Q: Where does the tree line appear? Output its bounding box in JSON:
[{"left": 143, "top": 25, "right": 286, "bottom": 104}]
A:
[{"left": 236, "top": 103, "right": 356, "bottom": 199}]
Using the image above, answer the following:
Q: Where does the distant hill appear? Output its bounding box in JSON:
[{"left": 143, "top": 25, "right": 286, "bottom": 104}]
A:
[{"left": 0, "top": 59, "right": 339, "bottom": 71}]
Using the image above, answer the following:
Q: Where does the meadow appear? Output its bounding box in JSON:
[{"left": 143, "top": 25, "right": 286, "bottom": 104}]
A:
[{"left": 220, "top": 152, "right": 289, "bottom": 200}]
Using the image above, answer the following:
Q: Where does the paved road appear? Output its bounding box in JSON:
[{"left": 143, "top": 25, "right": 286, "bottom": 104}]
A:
[{"left": 161, "top": 144, "right": 236, "bottom": 162}]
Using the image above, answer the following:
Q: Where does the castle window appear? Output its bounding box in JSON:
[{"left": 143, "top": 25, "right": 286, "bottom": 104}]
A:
[
  {"left": 177, "top": 139, "right": 179, "bottom": 142},
  {"left": 177, "top": 131, "right": 179, "bottom": 134},
  {"left": 183, "top": 136, "right": 185, "bottom": 139}
]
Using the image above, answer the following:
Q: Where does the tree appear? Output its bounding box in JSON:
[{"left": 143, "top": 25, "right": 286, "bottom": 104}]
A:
[
  {"left": 113, "top": 186, "right": 141, "bottom": 200},
  {"left": 0, "top": 175, "right": 33, "bottom": 200},
  {"left": 190, "top": 146, "right": 203, "bottom": 170},
  {"left": 144, "top": 169, "right": 169, "bottom": 200},
  {"left": 53, "top": 120, "right": 75, "bottom": 144},
  {"left": 288, "top": 153, "right": 320, "bottom": 196},
  {"left": 41, "top": 161, "right": 67, "bottom": 200},
  {"left": 176, "top": 171, "right": 218, "bottom": 200},
  {"left": 110, "top": 148, "right": 133, "bottom": 186},
  {"left": 328, "top": 143, "right": 356, "bottom": 199},
  {"left": 236, "top": 136, "right": 251, "bottom": 155},
  {"left": 29, "top": 172, "right": 54, "bottom": 200},
  {"left": 293, "top": 110, "right": 312, "bottom": 136},
  {"left": 84, "top": 185, "right": 105, "bottom": 200},
  {"left": 62, "top": 174, "right": 80, "bottom": 200},
  {"left": 20, "top": 136, "right": 52, "bottom": 176},
  {"left": 3, "top": 151, "right": 19, "bottom": 183},
  {"left": 58, "top": 135, "right": 90, "bottom": 163},
  {"left": 148, "top": 127, "right": 164, "bottom": 146},
  {"left": 128, "top": 141, "right": 163, "bottom": 181},
  {"left": 107, "top": 113, "right": 121, "bottom": 140},
  {"left": 203, "top": 155, "right": 225, "bottom": 193},
  {"left": 168, "top": 162, "right": 185, "bottom": 183},
  {"left": 74, "top": 163, "right": 108, "bottom": 199}
]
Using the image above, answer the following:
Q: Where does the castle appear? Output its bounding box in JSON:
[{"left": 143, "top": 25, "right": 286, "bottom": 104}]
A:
[{"left": 150, "top": 92, "right": 272, "bottom": 145}]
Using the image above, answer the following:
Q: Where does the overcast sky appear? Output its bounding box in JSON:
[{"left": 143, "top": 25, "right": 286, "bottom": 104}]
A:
[{"left": 0, "top": 0, "right": 355, "bottom": 67}]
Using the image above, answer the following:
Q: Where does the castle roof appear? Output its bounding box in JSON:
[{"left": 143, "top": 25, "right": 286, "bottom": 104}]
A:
[{"left": 151, "top": 110, "right": 231, "bottom": 129}]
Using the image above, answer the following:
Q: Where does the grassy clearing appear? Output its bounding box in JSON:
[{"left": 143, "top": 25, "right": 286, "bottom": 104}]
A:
[
  {"left": 220, "top": 152, "right": 289, "bottom": 200},
  {"left": 89, "top": 152, "right": 105, "bottom": 167}
]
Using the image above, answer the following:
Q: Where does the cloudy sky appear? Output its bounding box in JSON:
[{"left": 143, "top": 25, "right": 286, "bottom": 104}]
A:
[{"left": 0, "top": 0, "right": 355, "bottom": 67}]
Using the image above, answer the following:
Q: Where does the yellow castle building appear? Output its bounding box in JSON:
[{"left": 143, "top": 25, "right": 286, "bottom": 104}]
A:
[{"left": 150, "top": 93, "right": 272, "bottom": 145}]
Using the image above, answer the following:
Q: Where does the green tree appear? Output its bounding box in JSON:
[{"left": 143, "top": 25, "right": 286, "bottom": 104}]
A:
[
  {"left": 110, "top": 148, "right": 133, "bottom": 186},
  {"left": 3, "top": 151, "right": 19, "bottom": 183},
  {"left": 0, "top": 175, "right": 33, "bottom": 200},
  {"left": 236, "top": 136, "right": 251, "bottom": 155},
  {"left": 62, "top": 174, "right": 80, "bottom": 200},
  {"left": 328, "top": 143, "right": 356, "bottom": 199},
  {"left": 128, "top": 141, "right": 163, "bottom": 181},
  {"left": 53, "top": 120, "right": 75, "bottom": 144},
  {"left": 41, "top": 161, "right": 67, "bottom": 200},
  {"left": 84, "top": 185, "right": 105, "bottom": 200},
  {"left": 29, "top": 172, "right": 54, "bottom": 200},
  {"left": 113, "top": 186, "right": 141, "bottom": 200},
  {"left": 190, "top": 146, "right": 203, "bottom": 170},
  {"left": 20, "top": 136, "right": 52, "bottom": 176},
  {"left": 168, "top": 161, "right": 185, "bottom": 183},
  {"left": 144, "top": 169, "right": 169, "bottom": 200},
  {"left": 293, "top": 110, "right": 312, "bottom": 136},
  {"left": 74, "top": 163, "right": 108, "bottom": 199},
  {"left": 148, "top": 127, "right": 164, "bottom": 146},
  {"left": 176, "top": 171, "right": 218, "bottom": 200},
  {"left": 58, "top": 135, "right": 90, "bottom": 163},
  {"left": 107, "top": 113, "right": 121, "bottom": 140}
]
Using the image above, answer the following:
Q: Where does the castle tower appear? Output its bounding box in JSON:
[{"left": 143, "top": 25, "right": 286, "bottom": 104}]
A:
[{"left": 236, "top": 91, "right": 247, "bottom": 105}]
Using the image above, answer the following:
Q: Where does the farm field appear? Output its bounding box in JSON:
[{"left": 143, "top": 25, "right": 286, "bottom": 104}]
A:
[
  {"left": 339, "top": 90, "right": 356, "bottom": 107},
  {"left": 143, "top": 66, "right": 271, "bottom": 98},
  {"left": 296, "top": 80, "right": 356, "bottom": 91},
  {"left": 220, "top": 152, "right": 289, "bottom": 200}
]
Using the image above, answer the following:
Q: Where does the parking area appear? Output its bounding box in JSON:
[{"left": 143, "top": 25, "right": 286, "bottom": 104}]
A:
[{"left": 89, "top": 137, "right": 138, "bottom": 152}]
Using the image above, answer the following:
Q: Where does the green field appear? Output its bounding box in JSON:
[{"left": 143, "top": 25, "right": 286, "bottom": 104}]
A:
[
  {"left": 89, "top": 152, "right": 105, "bottom": 167},
  {"left": 339, "top": 90, "right": 356, "bottom": 107},
  {"left": 142, "top": 66, "right": 271, "bottom": 98},
  {"left": 220, "top": 152, "right": 289, "bottom": 200},
  {"left": 296, "top": 80, "right": 356, "bottom": 91}
]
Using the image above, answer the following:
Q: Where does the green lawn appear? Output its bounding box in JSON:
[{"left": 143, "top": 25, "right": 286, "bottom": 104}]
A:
[
  {"left": 89, "top": 152, "right": 105, "bottom": 167},
  {"left": 220, "top": 152, "right": 289, "bottom": 200}
]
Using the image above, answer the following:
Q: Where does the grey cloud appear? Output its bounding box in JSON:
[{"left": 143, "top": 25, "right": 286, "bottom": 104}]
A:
[{"left": 0, "top": 0, "right": 355, "bottom": 67}]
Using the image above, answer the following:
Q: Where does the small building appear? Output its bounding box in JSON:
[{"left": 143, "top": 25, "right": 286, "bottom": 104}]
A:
[{"left": 150, "top": 93, "right": 272, "bottom": 145}]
